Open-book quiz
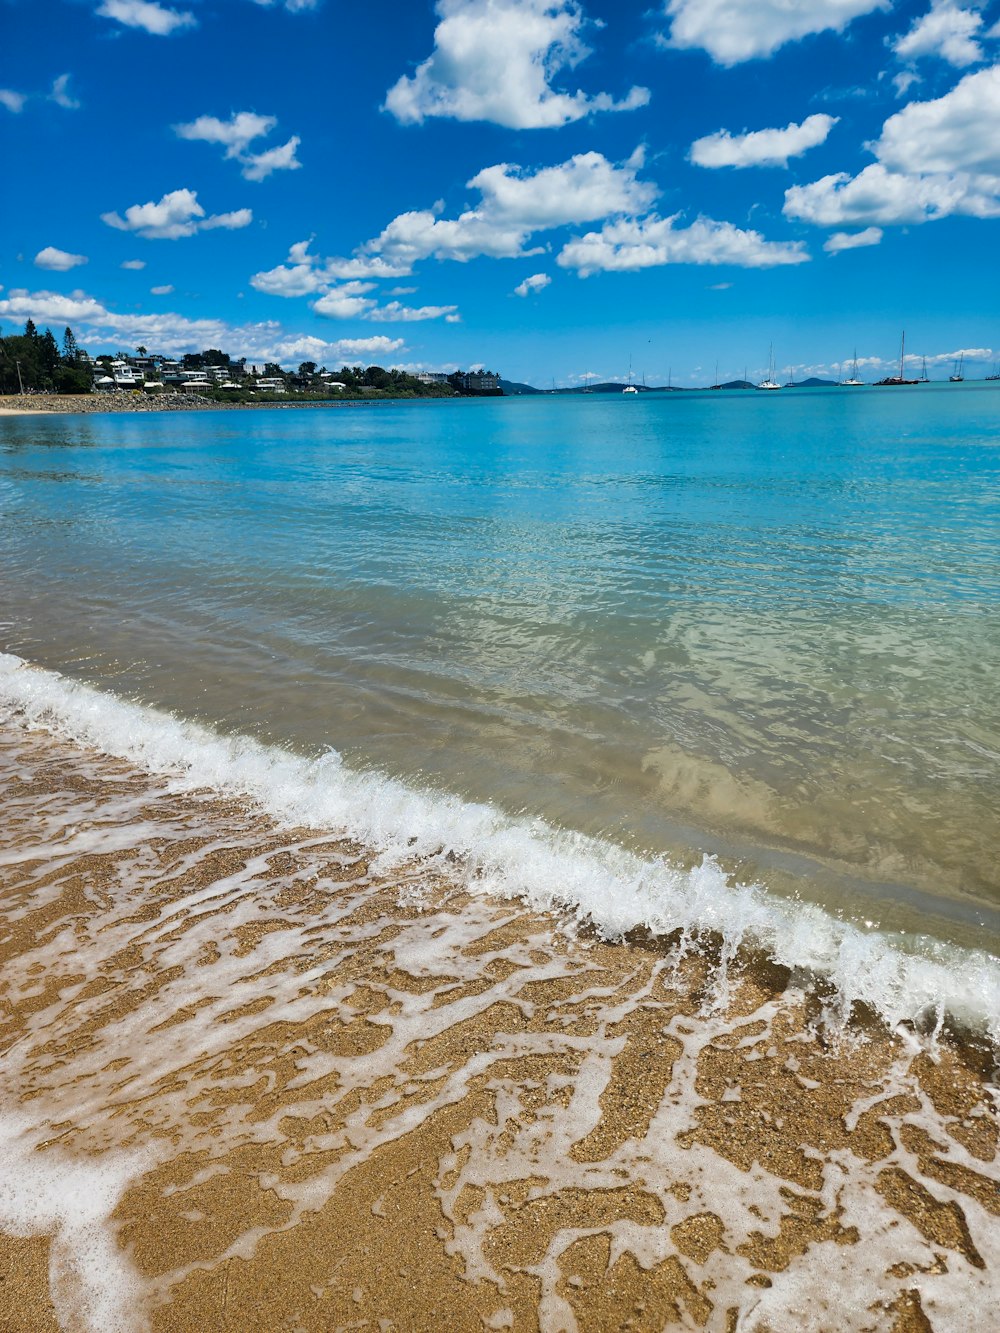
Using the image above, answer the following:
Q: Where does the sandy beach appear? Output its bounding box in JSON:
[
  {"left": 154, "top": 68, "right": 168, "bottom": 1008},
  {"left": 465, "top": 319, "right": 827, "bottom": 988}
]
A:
[
  {"left": 0, "top": 393, "right": 370, "bottom": 416},
  {"left": 0, "top": 702, "right": 996, "bottom": 1332}
]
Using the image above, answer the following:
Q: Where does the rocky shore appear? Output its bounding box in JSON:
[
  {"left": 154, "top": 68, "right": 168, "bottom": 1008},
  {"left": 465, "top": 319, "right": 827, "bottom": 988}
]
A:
[{"left": 0, "top": 392, "right": 344, "bottom": 415}]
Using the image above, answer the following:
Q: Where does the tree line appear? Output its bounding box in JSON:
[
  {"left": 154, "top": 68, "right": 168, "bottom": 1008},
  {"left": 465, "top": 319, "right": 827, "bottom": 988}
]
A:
[
  {"left": 0, "top": 320, "right": 93, "bottom": 395},
  {"left": 0, "top": 319, "right": 502, "bottom": 399}
]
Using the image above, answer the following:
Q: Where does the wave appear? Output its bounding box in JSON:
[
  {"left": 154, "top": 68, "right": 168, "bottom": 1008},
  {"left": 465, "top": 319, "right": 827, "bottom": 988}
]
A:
[{"left": 1, "top": 650, "right": 997, "bottom": 1047}]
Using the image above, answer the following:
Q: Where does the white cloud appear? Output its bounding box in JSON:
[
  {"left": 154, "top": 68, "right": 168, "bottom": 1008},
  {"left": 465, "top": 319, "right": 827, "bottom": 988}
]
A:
[
  {"left": 385, "top": 0, "right": 649, "bottom": 129},
  {"left": 312, "top": 282, "right": 378, "bottom": 319},
  {"left": 49, "top": 75, "right": 80, "bottom": 110},
  {"left": 102, "top": 189, "right": 253, "bottom": 239},
  {"left": 786, "top": 67, "right": 1000, "bottom": 227},
  {"left": 823, "top": 225, "right": 883, "bottom": 251},
  {"left": 175, "top": 111, "right": 276, "bottom": 156},
  {"left": 175, "top": 112, "right": 302, "bottom": 181},
  {"left": 557, "top": 214, "right": 810, "bottom": 275},
  {"left": 875, "top": 65, "right": 1000, "bottom": 175},
  {"left": 150, "top": 284, "right": 175, "bottom": 294},
  {"left": 360, "top": 150, "right": 656, "bottom": 269},
  {"left": 660, "top": 0, "right": 887, "bottom": 65},
  {"left": 251, "top": 242, "right": 460, "bottom": 322},
  {"left": 0, "top": 89, "right": 27, "bottom": 114},
  {"left": 121, "top": 259, "right": 146, "bottom": 270},
  {"left": 708, "top": 281, "right": 732, "bottom": 289},
  {"left": 241, "top": 135, "right": 302, "bottom": 181},
  {"left": 97, "top": 0, "right": 196, "bottom": 36},
  {"left": 367, "top": 301, "right": 459, "bottom": 322},
  {"left": 691, "top": 114, "right": 838, "bottom": 168},
  {"left": 892, "top": 2, "right": 988, "bottom": 69},
  {"left": 35, "top": 246, "right": 88, "bottom": 271},
  {"left": 514, "top": 272, "right": 551, "bottom": 295},
  {"left": 0, "top": 287, "right": 406, "bottom": 366},
  {"left": 785, "top": 162, "right": 1000, "bottom": 224}
]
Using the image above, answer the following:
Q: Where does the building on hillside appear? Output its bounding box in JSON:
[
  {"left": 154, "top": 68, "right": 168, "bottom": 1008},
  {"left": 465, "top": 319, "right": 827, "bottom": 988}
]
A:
[{"left": 416, "top": 372, "right": 451, "bottom": 386}]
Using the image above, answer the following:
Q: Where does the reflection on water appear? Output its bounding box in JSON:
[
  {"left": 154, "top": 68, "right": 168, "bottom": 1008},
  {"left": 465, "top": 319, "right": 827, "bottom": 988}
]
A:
[{"left": 1, "top": 388, "right": 998, "bottom": 949}]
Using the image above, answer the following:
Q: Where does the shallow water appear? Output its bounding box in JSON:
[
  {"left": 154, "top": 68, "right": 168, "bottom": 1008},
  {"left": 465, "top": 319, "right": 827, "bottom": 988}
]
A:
[
  {"left": 0, "top": 716, "right": 996, "bottom": 1332},
  {"left": 1, "top": 388, "right": 998, "bottom": 962}
]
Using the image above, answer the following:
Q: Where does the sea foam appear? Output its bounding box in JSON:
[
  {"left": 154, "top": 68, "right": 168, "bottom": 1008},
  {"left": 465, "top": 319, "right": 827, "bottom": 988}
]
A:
[{"left": 0, "top": 651, "right": 997, "bottom": 1047}]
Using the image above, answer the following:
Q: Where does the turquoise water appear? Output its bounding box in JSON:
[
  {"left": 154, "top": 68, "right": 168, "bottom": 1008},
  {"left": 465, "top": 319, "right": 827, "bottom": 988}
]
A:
[{"left": 1, "top": 385, "right": 998, "bottom": 957}]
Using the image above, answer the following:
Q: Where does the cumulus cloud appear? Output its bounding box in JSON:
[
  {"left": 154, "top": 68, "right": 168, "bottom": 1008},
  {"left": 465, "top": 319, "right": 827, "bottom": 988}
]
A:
[
  {"left": 360, "top": 150, "right": 656, "bottom": 269},
  {"left": 174, "top": 112, "right": 302, "bottom": 181},
  {"left": 823, "top": 225, "right": 883, "bottom": 251},
  {"left": 241, "top": 136, "right": 302, "bottom": 181},
  {"left": 97, "top": 0, "right": 196, "bottom": 36},
  {"left": 251, "top": 241, "right": 332, "bottom": 297},
  {"left": 175, "top": 111, "right": 276, "bottom": 156},
  {"left": 384, "top": 0, "right": 649, "bottom": 129},
  {"left": 892, "top": 2, "right": 989, "bottom": 69},
  {"left": 691, "top": 114, "right": 838, "bottom": 168},
  {"left": 660, "top": 0, "right": 888, "bottom": 65},
  {"left": 150, "top": 284, "right": 175, "bottom": 294},
  {"left": 312, "top": 282, "right": 378, "bottom": 319},
  {"left": 121, "top": 259, "right": 146, "bottom": 269},
  {"left": 102, "top": 188, "right": 253, "bottom": 239},
  {"left": 786, "top": 67, "right": 1000, "bottom": 227},
  {"left": 514, "top": 272, "right": 552, "bottom": 295},
  {"left": 35, "top": 246, "right": 88, "bottom": 271},
  {"left": 250, "top": 243, "right": 461, "bottom": 322},
  {"left": 557, "top": 215, "right": 809, "bottom": 275},
  {"left": 785, "top": 162, "right": 1000, "bottom": 224},
  {"left": 875, "top": 64, "right": 1000, "bottom": 175},
  {"left": 0, "top": 287, "right": 406, "bottom": 366},
  {"left": 0, "top": 89, "right": 27, "bottom": 113}
]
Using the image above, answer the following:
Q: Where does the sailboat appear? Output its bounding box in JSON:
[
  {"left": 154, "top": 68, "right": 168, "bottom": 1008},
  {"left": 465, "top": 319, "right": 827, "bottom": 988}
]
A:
[
  {"left": 839, "top": 350, "right": 864, "bottom": 386},
  {"left": 622, "top": 356, "right": 638, "bottom": 394},
  {"left": 875, "top": 331, "right": 919, "bottom": 386},
  {"left": 710, "top": 360, "right": 722, "bottom": 390},
  {"left": 920, "top": 356, "right": 929, "bottom": 383},
  {"left": 986, "top": 362, "right": 1000, "bottom": 382},
  {"left": 949, "top": 353, "right": 964, "bottom": 383},
  {"left": 756, "top": 345, "right": 781, "bottom": 390}
]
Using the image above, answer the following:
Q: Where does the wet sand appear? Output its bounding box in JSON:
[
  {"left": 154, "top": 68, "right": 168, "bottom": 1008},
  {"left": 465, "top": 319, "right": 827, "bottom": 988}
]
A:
[{"left": 0, "top": 718, "right": 997, "bottom": 1331}]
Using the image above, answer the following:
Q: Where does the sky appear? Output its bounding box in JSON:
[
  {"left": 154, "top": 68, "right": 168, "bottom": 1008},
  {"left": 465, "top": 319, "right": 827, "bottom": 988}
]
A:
[{"left": 2, "top": 0, "right": 1000, "bottom": 386}]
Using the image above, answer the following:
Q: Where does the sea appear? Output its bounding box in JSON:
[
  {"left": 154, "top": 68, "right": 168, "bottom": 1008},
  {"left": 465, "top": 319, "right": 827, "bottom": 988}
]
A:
[
  {"left": 2, "top": 384, "right": 1000, "bottom": 1331},
  {"left": 1, "top": 384, "right": 998, "bottom": 1035}
]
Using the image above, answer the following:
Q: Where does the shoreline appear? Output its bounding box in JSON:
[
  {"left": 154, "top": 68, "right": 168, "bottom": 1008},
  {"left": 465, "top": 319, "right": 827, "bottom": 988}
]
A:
[
  {"left": 0, "top": 705, "right": 997, "bottom": 1331},
  {"left": 0, "top": 392, "right": 440, "bottom": 416}
]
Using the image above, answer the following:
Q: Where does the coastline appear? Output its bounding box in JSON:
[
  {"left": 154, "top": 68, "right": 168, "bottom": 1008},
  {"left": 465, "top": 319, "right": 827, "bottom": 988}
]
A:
[
  {"left": 1, "top": 686, "right": 997, "bottom": 1331},
  {"left": 0, "top": 392, "right": 418, "bottom": 416}
]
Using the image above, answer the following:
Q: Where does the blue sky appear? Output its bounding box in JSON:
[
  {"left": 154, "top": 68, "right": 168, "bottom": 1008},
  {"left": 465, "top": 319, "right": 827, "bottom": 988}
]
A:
[{"left": 2, "top": 0, "right": 999, "bottom": 384}]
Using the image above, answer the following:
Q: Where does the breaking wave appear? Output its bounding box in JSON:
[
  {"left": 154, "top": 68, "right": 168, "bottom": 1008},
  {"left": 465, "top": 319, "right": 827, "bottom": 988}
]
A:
[{"left": 1, "top": 650, "right": 997, "bottom": 1046}]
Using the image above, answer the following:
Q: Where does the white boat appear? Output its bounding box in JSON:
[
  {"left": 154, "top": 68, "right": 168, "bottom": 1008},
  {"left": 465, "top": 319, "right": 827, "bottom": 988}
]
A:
[
  {"left": 757, "top": 345, "right": 781, "bottom": 390},
  {"left": 839, "top": 350, "right": 864, "bottom": 386},
  {"left": 949, "top": 353, "right": 964, "bottom": 383},
  {"left": 622, "top": 357, "right": 638, "bottom": 394}
]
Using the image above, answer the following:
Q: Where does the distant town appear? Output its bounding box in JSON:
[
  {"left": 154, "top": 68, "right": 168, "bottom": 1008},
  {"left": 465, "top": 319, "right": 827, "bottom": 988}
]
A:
[{"left": 0, "top": 319, "right": 502, "bottom": 402}]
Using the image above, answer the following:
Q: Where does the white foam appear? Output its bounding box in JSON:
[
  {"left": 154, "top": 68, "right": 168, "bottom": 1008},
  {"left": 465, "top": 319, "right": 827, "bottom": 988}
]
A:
[{"left": 1, "top": 651, "right": 998, "bottom": 1046}]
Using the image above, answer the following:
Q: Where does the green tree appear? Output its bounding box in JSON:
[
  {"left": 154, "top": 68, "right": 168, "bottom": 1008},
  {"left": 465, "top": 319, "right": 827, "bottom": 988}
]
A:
[{"left": 62, "top": 326, "right": 79, "bottom": 363}]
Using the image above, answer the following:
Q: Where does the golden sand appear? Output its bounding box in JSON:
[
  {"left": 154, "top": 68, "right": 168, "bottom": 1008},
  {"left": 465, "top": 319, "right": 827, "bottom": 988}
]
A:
[{"left": 0, "top": 720, "right": 996, "bottom": 1331}]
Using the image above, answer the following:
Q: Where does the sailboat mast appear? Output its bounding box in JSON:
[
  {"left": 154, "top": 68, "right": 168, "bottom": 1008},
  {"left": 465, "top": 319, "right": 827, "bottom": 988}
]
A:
[{"left": 899, "top": 331, "right": 905, "bottom": 381}]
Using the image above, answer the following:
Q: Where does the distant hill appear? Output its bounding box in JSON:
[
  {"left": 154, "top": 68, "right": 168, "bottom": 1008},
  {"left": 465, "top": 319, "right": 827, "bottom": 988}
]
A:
[
  {"left": 499, "top": 379, "right": 542, "bottom": 395},
  {"left": 788, "top": 377, "right": 839, "bottom": 387}
]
